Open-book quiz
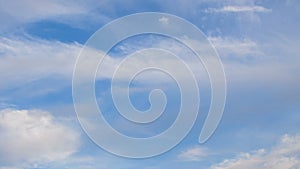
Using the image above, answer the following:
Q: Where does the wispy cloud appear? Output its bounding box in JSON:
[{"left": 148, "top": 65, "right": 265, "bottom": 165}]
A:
[
  {"left": 0, "top": 0, "right": 92, "bottom": 31},
  {"left": 208, "top": 36, "right": 263, "bottom": 60},
  {"left": 158, "top": 16, "right": 169, "bottom": 25},
  {"left": 210, "top": 134, "right": 300, "bottom": 169},
  {"left": 178, "top": 147, "right": 209, "bottom": 161},
  {"left": 0, "top": 36, "right": 81, "bottom": 89},
  {"left": 205, "top": 5, "right": 271, "bottom": 13},
  {"left": 0, "top": 0, "right": 118, "bottom": 32}
]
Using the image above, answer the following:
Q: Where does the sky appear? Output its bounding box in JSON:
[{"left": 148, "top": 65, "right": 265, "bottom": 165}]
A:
[{"left": 0, "top": 0, "right": 300, "bottom": 169}]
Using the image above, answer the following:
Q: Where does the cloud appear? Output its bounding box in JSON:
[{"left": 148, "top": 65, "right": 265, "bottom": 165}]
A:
[
  {"left": 0, "top": 0, "right": 86, "bottom": 19},
  {"left": 0, "top": 0, "right": 102, "bottom": 31},
  {"left": 208, "top": 36, "right": 263, "bottom": 60},
  {"left": 205, "top": 6, "right": 271, "bottom": 13},
  {"left": 1, "top": 33, "right": 298, "bottom": 104},
  {"left": 1, "top": 33, "right": 298, "bottom": 88},
  {"left": 178, "top": 147, "right": 209, "bottom": 161},
  {"left": 158, "top": 16, "right": 169, "bottom": 24},
  {"left": 0, "top": 36, "right": 184, "bottom": 90},
  {"left": 0, "top": 109, "right": 80, "bottom": 168},
  {"left": 0, "top": 36, "right": 81, "bottom": 89},
  {"left": 210, "top": 134, "right": 300, "bottom": 169}
]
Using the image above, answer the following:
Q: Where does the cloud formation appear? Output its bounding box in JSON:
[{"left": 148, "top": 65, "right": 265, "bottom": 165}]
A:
[
  {"left": 211, "top": 134, "right": 300, "bottom": 169},
  {"left": 0, "top": 0, "right": 93, "bottom": 31},
  {"left": 178, "top": 147, "right": 209, "bottom": 161},
  {"left": 0, "top": 109, "right": 80, "bottom": 168},
  {"left": 208, "top": 37, "right": 262, "bottom": 60},
  {"left": 205, "top": 5, "right": 271, "bottom": 13},
  {"left": 0, "top": 37, "right": 81, "bottom": 89}
]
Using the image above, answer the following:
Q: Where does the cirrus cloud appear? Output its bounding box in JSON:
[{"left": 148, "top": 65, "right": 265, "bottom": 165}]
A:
[
  {"left": 178, "top": 147, "right": 209, "bottom": 161},
  {"left": 205, "top": 5, "right": 271, "bottom": 13}
]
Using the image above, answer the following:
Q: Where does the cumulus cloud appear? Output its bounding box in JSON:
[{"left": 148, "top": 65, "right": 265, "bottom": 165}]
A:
[
  {"left": 178, "top": 147, "right": 209, "bottom": 161},
  {"left": 0, "top": 109, "right": 80, "bottom": 168},
  {"left": 210, "top": 134, "right": 300, "bottom": 169}
]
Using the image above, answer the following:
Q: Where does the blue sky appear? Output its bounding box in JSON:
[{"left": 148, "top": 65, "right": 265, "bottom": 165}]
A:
[{"left": 0, "top": 0, "right": 300, "bottom": 169}]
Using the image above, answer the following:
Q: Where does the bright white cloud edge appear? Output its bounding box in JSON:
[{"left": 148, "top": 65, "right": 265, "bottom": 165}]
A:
[{"left": 210, "top": 134, "right": 300, "bottom": 169}]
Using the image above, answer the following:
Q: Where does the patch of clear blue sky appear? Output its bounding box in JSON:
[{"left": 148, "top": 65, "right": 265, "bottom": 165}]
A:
[{"left": 26, "top": 21, "right": 92, "bottom": 44}]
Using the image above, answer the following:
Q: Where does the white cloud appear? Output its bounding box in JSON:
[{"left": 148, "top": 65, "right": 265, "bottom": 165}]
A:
[
  {"left": 206, "top": 35, "right": 299, "bottom": 90},
  {"left": 210, "top": 134, "right": 300, "bottom": 169},
  {"left": 1, "top": 34, "right": 298, "bottom": 101},
  {"left": 178, "top": 147, "right": 209, "bottom": 161},
  {"left": 0, "top": 0, "right": 85, "bottom": 19},
  {"left": 158, "top": 16, "right": 169, "bottom": 24},
  {"left": 0, "top": 36, "right": 193, "bottom": 98},
  {"left": 208, "top": 36, "right": 263, "bottom": 60},
  {"left": 1, "top": 36, "right": 184, "bottom": 90},
  {"left": 0, "top": 109, "right": 80, "bottom": 168},
  {"left": 0, "top": 36, "right": 81, "bottom": 89},
  {"left": 0, "top": 0, "right": 97, "bottom": 31},
  {"left": 79, "top": 34, "right": 299, "bottom": 94},
  {"left": 205, "top": 5, "right": 271, "bottom": 13}
]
